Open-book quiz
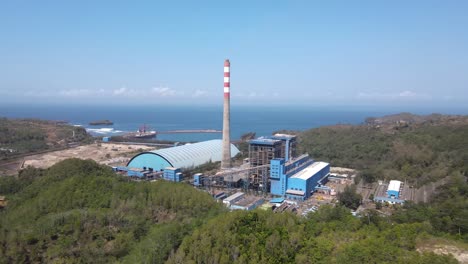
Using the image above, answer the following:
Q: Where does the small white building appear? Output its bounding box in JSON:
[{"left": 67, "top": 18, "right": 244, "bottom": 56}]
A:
[{"left": 387, "top": 180, "right": 402, "bottom": 198}]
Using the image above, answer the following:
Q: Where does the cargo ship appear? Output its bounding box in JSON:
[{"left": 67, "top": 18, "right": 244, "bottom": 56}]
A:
[{"left": 129, "top": 124, "right": 157, "bottom": 139}]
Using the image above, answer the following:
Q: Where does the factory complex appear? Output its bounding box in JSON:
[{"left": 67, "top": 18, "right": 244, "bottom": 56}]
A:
[
  {"left": 117, "top": 130, "right": 332, "bottom": 210},
  {"left": 109, "top": 59, "right": 338, "bottom": 211},
  {"left": 110, "top": 59, "right": 409, "bottom": 212}
]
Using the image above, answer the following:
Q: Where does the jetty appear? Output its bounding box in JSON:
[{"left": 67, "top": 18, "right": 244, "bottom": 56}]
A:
[{"left": 158, "top": 129, "right": 221, "bottom": 134}]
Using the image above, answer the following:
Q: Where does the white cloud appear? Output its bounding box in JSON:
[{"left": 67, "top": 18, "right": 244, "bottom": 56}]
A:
[
  {"left": 192, "top": 89, "right": 208, "bottom": 97},
  {"left": 113, "top": 87, "right": 127, "bottom": 96},
  {"left": 357, "top": 90, "right": 431, "bottom": 100},
  {"left": 152, "top": 87, "right": 177, "bottom": 97},
  {"left": 398, "top": 90, "right": 417, "bottom": 97},
  {"left": 248, "top": 92, "right": 257, "bottom": 98}
]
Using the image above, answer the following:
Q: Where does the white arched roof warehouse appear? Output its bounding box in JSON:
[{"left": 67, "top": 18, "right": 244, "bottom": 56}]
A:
[{"left": 126, "top": 139, "right": 240, "bottom": 171}]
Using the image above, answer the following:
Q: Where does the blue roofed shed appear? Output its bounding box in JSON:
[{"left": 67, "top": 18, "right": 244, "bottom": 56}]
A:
[
  {"left": 126, "top": 139, "right": 240, "bottom": 171},
  {"left": 270, "top": 197, "right": 285, "bottom": 204}
]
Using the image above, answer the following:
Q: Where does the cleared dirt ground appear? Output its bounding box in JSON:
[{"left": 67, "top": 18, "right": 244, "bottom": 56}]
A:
[
  {"left": 22, "top": 143, "right": 154, "bottom": 169},
  {"left": 417, "top": 238, "right": 468, "bottom": 264}
]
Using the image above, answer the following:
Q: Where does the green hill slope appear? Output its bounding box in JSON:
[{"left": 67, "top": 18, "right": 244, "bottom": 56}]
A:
[
  {"left": 0, "top": 159, "right": 225, "bottom": 263},
  {"left": 168, "top": 207, "right": 459, "bottom": 264},
  {"left": 0, "top": 158, "right": 465, "bottom": 263},
  {"left": 299, "top": 121, "right": 468, "bottom": 185}
]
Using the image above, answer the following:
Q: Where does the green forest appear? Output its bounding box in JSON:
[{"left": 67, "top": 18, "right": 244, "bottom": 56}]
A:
[
  {"left": 1, "top": 158, "right": 466, "bottom": 263},
  {"left": 299, "top": 122, "right": 468, "bottom": 186},
  {"left": 0, "top": 159, "right": 225, "bottom": 263}
]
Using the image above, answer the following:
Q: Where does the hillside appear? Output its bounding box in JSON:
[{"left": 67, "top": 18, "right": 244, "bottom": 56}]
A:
[
  {"left": 364, "top": 112, "right": 468, "bottom": 127},
  {"left": 299, "top": 113, "right": 468, "bottom": 185},
  {"left": 0, "top": 159, "right": 225, "bottom": 263},
  {"left": 0, "top": 118, "right": 92, "bottom": 160},
  {"left": 1, "top": 158, "right": 466, "bottom": 263},
  {"left": 168, "top": 208, "right": 459, "bottom": 264}
]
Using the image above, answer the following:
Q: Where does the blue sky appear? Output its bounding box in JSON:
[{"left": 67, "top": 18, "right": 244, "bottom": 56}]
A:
[{"left": 1, "top": 1, "right": 467, "bottom": 110}]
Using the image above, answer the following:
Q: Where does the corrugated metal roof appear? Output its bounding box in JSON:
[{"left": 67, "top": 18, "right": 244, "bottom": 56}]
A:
[
  {"left": 224, "top": 192, "right": 245, "bottom": 202},
  {"left": 387, "top": 180, "right": 402, "bottom": 192},
  {"left": 249, "top": 138, "right": 281, "bottom": 145},
  {"left": 131, "top": 139, "right": 239, "bottom": 169},
  {"left": 290, "top": 161, "right": 329, "bottom": 180}
]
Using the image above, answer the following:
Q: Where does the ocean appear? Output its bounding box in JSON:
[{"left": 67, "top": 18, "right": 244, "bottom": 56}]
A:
[{"left": 0, "top": 104, "right": 413, "bottom": 142}]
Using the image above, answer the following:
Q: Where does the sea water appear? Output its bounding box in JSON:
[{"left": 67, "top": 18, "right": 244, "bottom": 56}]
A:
[{"left": 0, "top": 104, "right": 398, "bottom": 142}]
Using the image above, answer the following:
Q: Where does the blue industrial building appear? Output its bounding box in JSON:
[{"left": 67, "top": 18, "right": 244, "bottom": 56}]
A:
[
  {"left": 163, "top": 167, "right": 183, "bottom": 182},
  {"left": 193, "top": 173, "right": 203, "bottom": 186},
  {"left": 127, "top": 139, "right": 240, "bottom": 172},
  {"left": 270, "top": 154, "right": 330, "bottom": 201}
]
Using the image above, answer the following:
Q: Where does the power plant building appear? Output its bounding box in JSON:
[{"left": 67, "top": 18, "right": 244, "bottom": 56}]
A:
[
  {"left": 270, "top": 134, "right": 297, "bottom": 162},
  {"left": 248, "top": 138, "right": 283, "bottom": 168},
  {"left": 270, "top": 155, "right": 330, "bottom": 201},
  {"left": 127, "top": 139, "right": 240, "bottom": 172},
  {"left": 248, "top": 134, "right": 297, "bottom": 190},
  {"left": 249, "top": 134, "right": 297, "bottom": 165}
]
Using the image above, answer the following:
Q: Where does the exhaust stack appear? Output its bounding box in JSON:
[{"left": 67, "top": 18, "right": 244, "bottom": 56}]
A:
[{"left": 221, "top": 59, "right": 231, "bottom": 169}]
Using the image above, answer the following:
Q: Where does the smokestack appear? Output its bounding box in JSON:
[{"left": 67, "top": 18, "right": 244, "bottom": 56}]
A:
[{"left": 221, "top": 59, "right": 231, "bottom": 169}]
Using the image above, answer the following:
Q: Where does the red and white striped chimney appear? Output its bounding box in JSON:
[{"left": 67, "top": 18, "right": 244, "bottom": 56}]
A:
[
  {"left": 221, "top": 59, "right": 231, "bottom": 169},
  {"left": 224, "top": 60, "right": 230, "bottom": 99}
]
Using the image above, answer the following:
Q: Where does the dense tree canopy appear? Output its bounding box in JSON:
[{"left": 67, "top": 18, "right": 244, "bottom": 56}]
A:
[
  {"left": 299, "top": 123, "right": 468, "bottom": 185},
  {"left": 168, "top": 206, "right": 458, "bottom": 264},
  {"left": 392, "top": 173, "right": 468, "bottom": 238},
  {"left": 337, "top": 185, "right": 362, "bottom": 210},
  {"left": 0, "top": 159, "right": 225, "bottom": 263}
]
